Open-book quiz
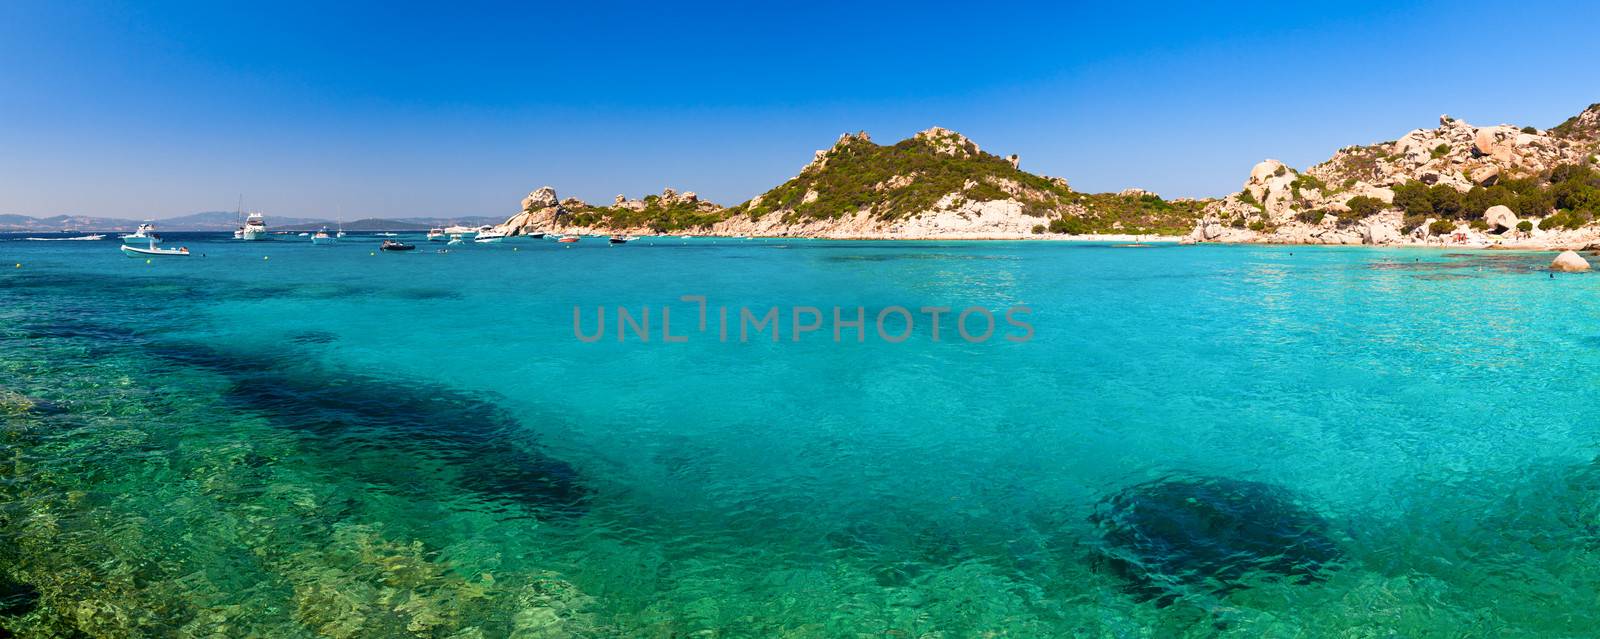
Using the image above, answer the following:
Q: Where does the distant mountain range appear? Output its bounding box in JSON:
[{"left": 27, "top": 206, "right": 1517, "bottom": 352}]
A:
[{"left": 0, "top": 212, "right": 504, "bottom": 232}]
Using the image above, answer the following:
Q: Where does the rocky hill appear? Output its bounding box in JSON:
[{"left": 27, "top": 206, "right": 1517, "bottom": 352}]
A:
[
  {"left": 1192, "top": 104, "right": 1600, "bottom": 246},
  {"left": 497, "top": 127, "right": 1208, "bottom": 238}
]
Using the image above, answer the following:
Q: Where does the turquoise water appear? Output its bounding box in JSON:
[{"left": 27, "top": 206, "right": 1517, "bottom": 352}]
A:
[{"left": 3, "top": 233, "right": 1600, "bottom": 637}]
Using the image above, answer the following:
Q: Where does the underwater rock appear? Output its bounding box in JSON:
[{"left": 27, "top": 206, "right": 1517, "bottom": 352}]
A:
[
  {"left": 0, "top": 389, "right": 35, "bottom": 416},
  {"left": 155, "top": 343, "right": 590, "bottom": 518},
  {"left": 287, "top": 330, "right": 339, "bottom": 345},
  {"left": 1089, "top": 475, "right": 1342, "bottom": 606},
  {"left": 0, "top": 577, "right": 40, "bottom": 617}
]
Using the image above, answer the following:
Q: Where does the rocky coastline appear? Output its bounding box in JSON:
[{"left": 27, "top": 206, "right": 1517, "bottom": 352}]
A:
[{"left": 493, "top": 104, "right": 1600, "bottom": 251}]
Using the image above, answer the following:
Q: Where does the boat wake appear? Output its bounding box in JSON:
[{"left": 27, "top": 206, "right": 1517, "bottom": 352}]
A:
[{"left": 24, "top": 234, "right": 106, "bottom": 241}]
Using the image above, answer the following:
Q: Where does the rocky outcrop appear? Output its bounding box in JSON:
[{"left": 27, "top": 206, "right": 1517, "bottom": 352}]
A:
[
  {"left": 1483, "top": 205, "right": 1518, "bottom": 233},
  {"left": 1362, "top": 219, "right": 1402, "bottom": 245},
  {"left": 500, "top": 186, "right": 570, "bottom": 236},
  {"left": 1551, "top": 250, "right": 1591, "bottom": 272},
  {"left": 1551, "top": 103, "right": 1600, "bottom": 150},
  {"left": 1188, "top": 103, "right": 1600, "bottom": 247},
  {"left": 520, "top": 186, "right": 559, "bottom": 212},
  {"left": 912, "top": 127, "right": 981, "bottom": 157}
]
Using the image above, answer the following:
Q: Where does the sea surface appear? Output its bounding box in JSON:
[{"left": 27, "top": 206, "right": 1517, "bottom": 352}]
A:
[{"left": 3, "top": 232, "right": 1599, "bottom": 637}]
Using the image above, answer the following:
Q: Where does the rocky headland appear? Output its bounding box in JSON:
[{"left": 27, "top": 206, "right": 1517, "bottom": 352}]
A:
[
  {"left": 1189, "top": 103, "right": 1600, "bottom": 249},
  {"left": 495, "top": 103, "right": 1600, "bottom": 249}
]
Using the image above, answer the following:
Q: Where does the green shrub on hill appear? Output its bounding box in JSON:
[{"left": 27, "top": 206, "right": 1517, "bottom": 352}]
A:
[
  {"left": 566, "top": 199, "right": 729, "bottom": 232},
  {"left": 1389, "top": 164, "right": 1598, "bottom": 223},
  {"left": 1542, "top": 209, "right": 1592, "bottom": 230},
  {"left": 1344, "top": 195, "right": 1386, "bottom": 218},
  {"left": 743, "top": 134, "right": 1069, "bottom": 223}
]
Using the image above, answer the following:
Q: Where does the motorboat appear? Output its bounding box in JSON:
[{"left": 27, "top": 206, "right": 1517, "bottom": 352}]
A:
[
  {"left": 474, "top": 228, "right": 508, "bottom": 243},
  {"left": 427, "top": 228, "right": 446, "bottom": 241},
  {"left": 609, "top": 236, "right": 630, "bottom": 244},
  {"left": 121, "top": 223, "right": 161, "bottom": 246},
  {"left": 447, "top": 234, "right": 464, "bottom": 245},
  {"left": 297, "top": 232, "right": 310, "bottom": 237},
  {"left": 237, "top": 212, "right": 268, "bottom": 240},
  {"left": 27, "top": 234, "right": 105, "bottom": 241},
  {"left": 311, "top": 228, "right": 337, "bottom": 245},
  {"left": 121, "top": 243, "right": 189, "bottom": 257},
  {"left": 557, "top": 236, "right": 579, "bottom": 244},
  {"left": 376, "top": 232, "right": 398, "bottom": 237},
  {"left": 380, "top": 240, "right": 415, "bottom": 251},
  {"left": 443, "top": 225, "right": 478, "bottom": 238}
]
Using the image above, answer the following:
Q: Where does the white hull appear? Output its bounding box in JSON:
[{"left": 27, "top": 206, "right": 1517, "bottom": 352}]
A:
[
  {"left": 240, "top": 228, "right": 266, "bottom": 241},
  {"left": 122, "top": 234, "right": 161, "bottom": 246},
  {"left": 121, "top": 244, "right": 188, "bottom": 257}
]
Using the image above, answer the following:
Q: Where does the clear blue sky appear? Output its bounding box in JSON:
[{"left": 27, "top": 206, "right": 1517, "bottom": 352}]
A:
[{"left": 3, "top": 1, "right": 1598, "bottom": 219}]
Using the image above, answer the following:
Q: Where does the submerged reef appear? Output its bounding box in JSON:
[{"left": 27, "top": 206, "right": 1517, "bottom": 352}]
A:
[
  {"left": 1089, "top": 475, "right": 1342, "bottom": 606},
  {"left": 0, "top": 325, "right": 601, "bottom": 636},
  {"left": 155, "top": 342, "right": 590, "bottom": 517}
]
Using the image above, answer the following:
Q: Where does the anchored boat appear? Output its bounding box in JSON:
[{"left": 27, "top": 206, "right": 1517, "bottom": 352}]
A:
[
  {"left": 121, "top": 223, "right": 161, "bottom": 246},
  {"left": 236, "top": 212, "right": 267, "bottom": 240},
  {"left": 121, "top": 243, "right": 189, "bottom": 257},
  {"left": 474, "top": 228, "right": 508, "bottom": 243}
]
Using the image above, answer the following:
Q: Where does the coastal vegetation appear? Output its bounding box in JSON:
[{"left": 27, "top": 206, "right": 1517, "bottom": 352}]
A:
[
  {"left": 1390, "top": 162, "right": 1600, "bottom": 227},
  {"left": 565, "top": 195, "right": 729, "bottom": 233}
]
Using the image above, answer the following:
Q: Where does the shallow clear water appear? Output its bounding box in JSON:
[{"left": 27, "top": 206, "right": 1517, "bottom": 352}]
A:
[{"left": 3, "top": 232, "right": 1600, "bottom": 637}]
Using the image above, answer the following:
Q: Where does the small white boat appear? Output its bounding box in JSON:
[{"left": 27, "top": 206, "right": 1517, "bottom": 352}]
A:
[
  {"left": 447, "top": 234, "right": 464, "bottom": 245},
  {"left": 678, "top": 235, "right": 692, "bottom": 239},
  {"left": 297, "top": 232, "right": 310, "bottom": 237},
  {"left": 376, "top": 232, "right": 398, "bottom": 237},
  {"left": 474, "top": 231, "right": 507, "bottom": 243},
  {"left": 311, "top": 228, "right": 337, "bottom": 245},
  {"left": 121, "top": 223, "right": 161, "bottom": 245},
  {"left": 27, "top": 234, "right": 105, "bottom": 241},
  {"left": 121, "top": 244, "right": 189, "bottom": 257},
  {"left": 427, "top": 227, "right": 446, "bottom": 241}
]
